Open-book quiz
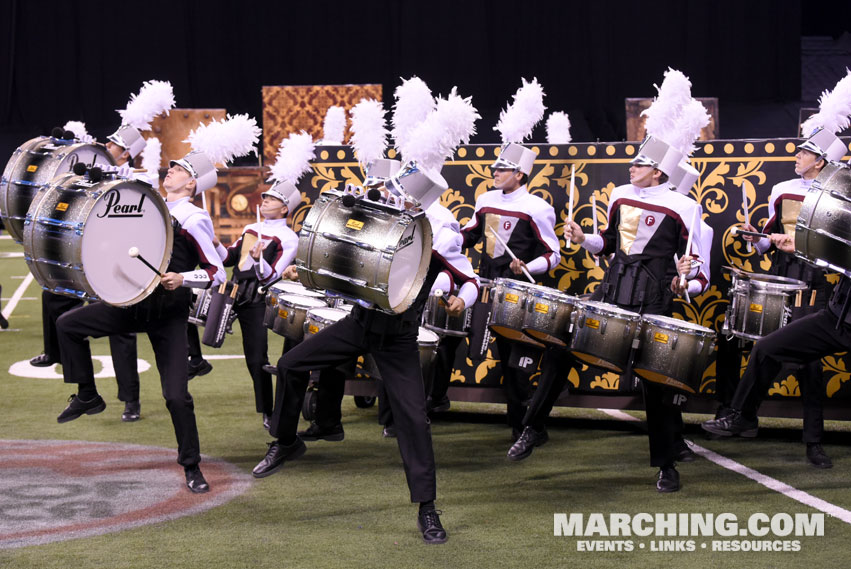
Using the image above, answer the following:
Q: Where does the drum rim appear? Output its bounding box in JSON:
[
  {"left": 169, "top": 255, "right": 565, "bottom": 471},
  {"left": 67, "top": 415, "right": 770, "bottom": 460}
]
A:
[
  {"left": 640, "top": 314, "right": 715, "bottom": 335},
  {"left": 278, "top": 294, "right": 328, "bottom": 308},
  {"left": 575, "top": 299, "right": 642, "bottom": 320}
]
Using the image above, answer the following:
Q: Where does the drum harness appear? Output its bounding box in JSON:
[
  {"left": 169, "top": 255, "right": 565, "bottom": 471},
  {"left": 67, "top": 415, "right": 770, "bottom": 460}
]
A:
[{"left": 600, "top": 255, "right": 673, "bottom": 313}]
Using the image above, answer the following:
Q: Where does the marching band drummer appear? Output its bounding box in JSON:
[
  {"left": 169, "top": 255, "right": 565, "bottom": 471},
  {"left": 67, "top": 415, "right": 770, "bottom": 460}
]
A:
[
  {"left": 702, "top": 74, "right": 851, "bottom": 467},
  {"left": 562, "top": 138, "right": 707, "bottom": 491},
  {"left": 460, "top": 142, "right": 561, "bottom": 439},
  {"left": 54, "top": 114, "right": 258, "bottom": 493},
  {"left": 212, "top": 183, "right": 299, "bottom": 430},
  {"left": 252, "top": 166, "right": 477, "bottom": 544}
]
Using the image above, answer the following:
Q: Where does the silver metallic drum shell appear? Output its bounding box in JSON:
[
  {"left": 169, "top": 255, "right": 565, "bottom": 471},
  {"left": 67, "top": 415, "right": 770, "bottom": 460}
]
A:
[
  {"left": 569, "top": 300, "right": 641, "bottom": 372},
  {"left": 295, "top": 191, "right": 432, "bottom": 314},
  {"left": 795, "top": 162, "right": 851, "bottom": 277},
  {"left": 304, "top": 306, "right": 349, "bottom": 336},
  {"left": 264, "top": 282, "right": 327, "bottom": 330},
  {"left": 1, "top": 137, "right": 114, "bottom": 242},
  {"left": 22, "top": 174, "right": 172, "bottom": 307},
  {"left": 722, "top": 272, "right": 806, "bottom": 341},
  {"left": 488, "top": 278, "right": 545, "bottom": 347},
  {"left": 632, "top": 315, "right": 716, "bottom": 394},
  {"left": 520, "top": 285, "right": 578, "bottom": 347},
  {"left": 271, "top": 294, "right": 327, "bottom": 340}
]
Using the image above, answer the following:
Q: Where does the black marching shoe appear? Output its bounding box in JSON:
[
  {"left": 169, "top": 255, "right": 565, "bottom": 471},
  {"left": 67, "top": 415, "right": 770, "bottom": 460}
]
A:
[
  {"left": 30, "top": 353, "right": 57, "bottom": 367},
  {"left": 674, "top": 440, "right": 697, "bottom": 463},
  {"left": 701, "top": 410, "right": 758, "bottom": 438},
  {"left": 185, "top": 465, "right": 210, "bottom": 493},
  {"left": 507, "top": 426, "right": 549, "bottom": 462},
  {"left": 427, "top": 396, "right": 451, "bottom": 414},
  {"left": 656, "top": 466, "right": 680, "bottom": 493},
  {"left": 806, "top": 443, "right": 833, "bottom": 469},
  {"left": 122, "top": 400, "right": 141, "bottom": 422},
  {"left": 187, "top": 359, "right": 213, "bottom": 380},
  {"left": 382, "top": 425, "right": 397, "bottom": 438},
  {"left": 57, "top": 394, "right": 106, "bottom": 423},
  {"left": 298, "top": 422, "right": 345, "bottom": 442},
  {"left": 252, "top": 438, "right": 307, "bottom": 478},
  {"left": 417, "top": 507, "right": 448, "bottom": 544},
  {"left": 0, "top": 311, "right": 8, "bottom": 330}
]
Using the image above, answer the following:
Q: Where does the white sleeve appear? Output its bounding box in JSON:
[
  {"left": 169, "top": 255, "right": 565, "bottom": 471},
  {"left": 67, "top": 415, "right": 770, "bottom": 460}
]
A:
[
  {"left": 180, "top": 214, "right": 226, "bottom": 288},
  {"left": 581, "top": 234, "right": 604, "bottom": 255}
]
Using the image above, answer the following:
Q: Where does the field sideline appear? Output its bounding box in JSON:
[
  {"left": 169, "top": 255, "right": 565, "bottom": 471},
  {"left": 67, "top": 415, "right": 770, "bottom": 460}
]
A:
[{"left": 2, "top": 234, "right": 851, "bottom": 569}]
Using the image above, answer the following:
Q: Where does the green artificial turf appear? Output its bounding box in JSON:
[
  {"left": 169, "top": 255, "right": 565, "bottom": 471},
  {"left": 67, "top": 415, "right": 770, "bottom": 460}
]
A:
[{"left": 2, "top": 236, "right": 851, "bottom": 569}]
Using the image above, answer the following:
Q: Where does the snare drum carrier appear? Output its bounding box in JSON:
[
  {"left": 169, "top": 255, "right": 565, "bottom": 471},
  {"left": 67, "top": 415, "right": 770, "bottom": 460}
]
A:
[{"left": 222, "top": 219, "right": 295, "bottom": 307}]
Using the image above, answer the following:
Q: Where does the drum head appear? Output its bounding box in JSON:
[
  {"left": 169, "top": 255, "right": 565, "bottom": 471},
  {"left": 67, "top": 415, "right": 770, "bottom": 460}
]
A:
[
  {"left": 641, "top": 314, "right": 714, "bottom": 335},
  {"left": 387, "top": 221, "right": 426, "bottom": 310},
  {"left": 308, "top": 307, "right": 348, "bottom": 323},
  {"left": 417, "top": 327, "right": 440, "bottom": 346},
  {"left": 273, "top": 281, "right": 325, "bottom": 298},
  {"left": 279, "top": 294, "right": 327, "bottom": 309},
  {"left": 577, "top": 300, "right": 641, "bottom": 320},
  {"left": 80, "top": 180, "right": 171, "bottom": 306}
]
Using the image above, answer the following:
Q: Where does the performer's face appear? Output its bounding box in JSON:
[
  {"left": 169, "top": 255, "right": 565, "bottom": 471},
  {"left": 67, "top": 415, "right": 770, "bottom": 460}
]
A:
[
  {"left": 163, "top": 164, "right": 194, "bottom": 194},
  {"left": 106, "top": 141, "right": 130, "bottom": 165},
  {"left": 492, "top": 168, "right": 521, "bottom": 191},
  {"left": 795, "top": 149, "right": 823, "bottom": 179},
  {"left": 261, "top": 195, "right": 286, "bottom": 220},
  {"left": 629, "top": 164, "right": 657, "bottom": 187}
]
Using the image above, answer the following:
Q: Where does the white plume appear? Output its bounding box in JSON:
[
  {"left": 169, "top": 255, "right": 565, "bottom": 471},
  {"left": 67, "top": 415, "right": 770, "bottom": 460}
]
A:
[
  {"left": 802, "top": 68, "right": 851, "bottom": 136},
  {"left": 398, "top": 87, "right": 479, "bottom": 172},
  {"left": 391, "top": 76, "right": 435, "bottom": 151},
  {"left": 141, "top": 137, "right": 162, "bottom": 182},
  {"left": 642, "top": 68, "right": 692, "bottom": 142},
  {"left": 669, "top": 99, "right": 710, "bottom": 156},
  {"left": 322, "top": 106, "right": 346, "bottom": 144},
  {"left": 268, "top": 131, "right": 316, "bottom": 185},
  {"left": 546, "top": 111, "right": 572, "bottom": 144},
  {"left": 494, "top": 77, "right": 546, "bottom": 143},
  {"left": 118, "top": 80, "right": 176, "bottom": 131},
  {"left": 186, "top": 113, "right": 261, "bottom": 165},
  {"left": 63, "top": 121, "right": 88, "bottom": 140},
  {"left": 350, "top": 99, "right": 389, "bottom": 167}
]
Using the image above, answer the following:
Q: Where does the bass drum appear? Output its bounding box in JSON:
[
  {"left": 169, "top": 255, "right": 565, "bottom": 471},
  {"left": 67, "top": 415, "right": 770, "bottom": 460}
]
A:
[
  {"left": 1, "top": 136, "right": 114, "bottom": 242},
  {"left": 296, "top": 190, "right": 432, "bottom": 314},
  {"left": 795, "top": 161, "right": 851, "bottom": 276},
  {"left": 22, "top": 173, "right": 172, "bottom": 307}
]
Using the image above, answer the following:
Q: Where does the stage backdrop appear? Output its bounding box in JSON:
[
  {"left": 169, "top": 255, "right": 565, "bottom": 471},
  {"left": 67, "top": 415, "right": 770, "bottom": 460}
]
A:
[{"left": 207, "top": 138, "right": 851, "bottom": 403}]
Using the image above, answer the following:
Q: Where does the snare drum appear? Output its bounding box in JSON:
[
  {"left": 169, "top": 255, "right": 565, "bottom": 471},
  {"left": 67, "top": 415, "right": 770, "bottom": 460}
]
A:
[
  {"left": 569, "top": 300, "right": 641, "bottom": 372},
  {"left": 272, "top": 294, "right": 327, "bottom": 340},
  {"left": 295, "top": 190, "right": 432, "bottom": 314},
  {"left": 304, "top": 306, "right": 349, "bottom": 336},
  {"left": 22, "top": 173, "right": 172, "bottom": 307},
  {"left": 361, "top": 327, "right": 440, "bottom": 381},
  {"left": 521, "top": 285, "right": 578, "bottom": 347},
  {"left": 795, "top": 162, "right": 851, "bottom": 276},
  {"left": 422, "top": 293, "right": 471, "bottom": 337},
  {"left": 188, "top": 288, "right": 213, "bottom": 326},
  {"left": 264, "top": 281, "right": 327, "bottom": 329},
  {"left": 488, "top": 278, "right": 545, "bottom": 347},
  {"left": 633, "top": 315, "right": 716, "bottom": 394},
  {"left": 722, "top": 272, "right": 807, "bottom": 341},
  {"left": 1, "top": 136, "right": 114, "bottom": 242}
]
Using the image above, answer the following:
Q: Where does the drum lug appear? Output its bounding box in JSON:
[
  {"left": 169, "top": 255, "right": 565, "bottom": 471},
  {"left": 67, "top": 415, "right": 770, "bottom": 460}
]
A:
[
  {"left": 600, "top": 318, "right": 607, "bottom": 334},
  {"left": 671, "top": 333, "right": 678, "bottom": 350}
]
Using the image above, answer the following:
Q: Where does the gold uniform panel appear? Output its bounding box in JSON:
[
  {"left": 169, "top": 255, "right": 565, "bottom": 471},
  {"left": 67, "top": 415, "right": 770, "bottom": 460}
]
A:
[
  {"left": 618, "top": 204, "right": 642, "bottom": 255},
  {"left": 484, "top": 213, "right": 502, "bottom": 258},
  {"left": 780, "top": 199, "right": 803, "bottom": 241}
]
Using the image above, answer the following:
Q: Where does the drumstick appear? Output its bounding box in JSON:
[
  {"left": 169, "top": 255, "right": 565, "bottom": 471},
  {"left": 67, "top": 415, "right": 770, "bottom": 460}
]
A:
[
  {"left": 810, "top": 289, "right": 817, "bottom": 306},
  {"left": 591, "top": 194, "right": 599, "bottom": 267},
  {"left": 680, "top": 207, "right": 699, "bottom": 290},
  {"left": 730, "top": 226, "right": 770, "bottom": 240},
  {"left": 487, "top": 227, "right": 536, "bottom": 284},
  {"left": 201, "top": 191, "right": 207, "bottom": 212},
  {"left": 741, "top": 182, "right": 751, "bottom": 253},
  {"left": 795, "top": 290, "right": 802, "bottom": 308},
  {"left": 674, "top": 254, "right": 690, "bottom": 304},
  {"left": 433, "top": 289, "right": 449, "bottom": 307},
  {"left": 567, "top": 164, "right": 575, "bottom": 224},
  {"left": 128, "top": 247, "right": 163, "bottom": 277},
  {"left": 256, "top": 204, "right": 263, "bottom": 243}
]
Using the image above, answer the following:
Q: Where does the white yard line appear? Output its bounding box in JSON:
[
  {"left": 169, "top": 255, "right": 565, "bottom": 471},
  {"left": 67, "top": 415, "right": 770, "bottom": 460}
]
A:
[
  {"left": 2, "top": 273, "right": 34, "bottom": 318},
  {"left": 597, "top": 407, "right": 851, "bottom": 525}
]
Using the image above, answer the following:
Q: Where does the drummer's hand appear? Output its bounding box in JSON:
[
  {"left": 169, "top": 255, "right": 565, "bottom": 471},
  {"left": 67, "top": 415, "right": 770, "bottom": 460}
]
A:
[
  {"left": 564, "top": 220, "right": 585, "bottom": 244},
  {"left": 445, "top": 295, "right": 466, "bottom": 317},
  {"left": 160, "top": 272, "right": 184, "bottom": 290},
  {"left": 677, "top": 255, "right": 693, "bottom": 277},
  {"left": 670, "top": 276, "right": 688, "bottom": 297},
  {"left": 282, "top": 265, "right": 299, "bottom": 281},
  {"left": 770, "top": 233, "right": 795, "bottom": 253},
  {"left": 249, "top": 240, "right": 265, "bottom": 261},
  {"left": 509, "top": 258, "right": 527, "bottom": 275},
  {"left": 740, "top": 222, "right": 759, "bottom": 243}
]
